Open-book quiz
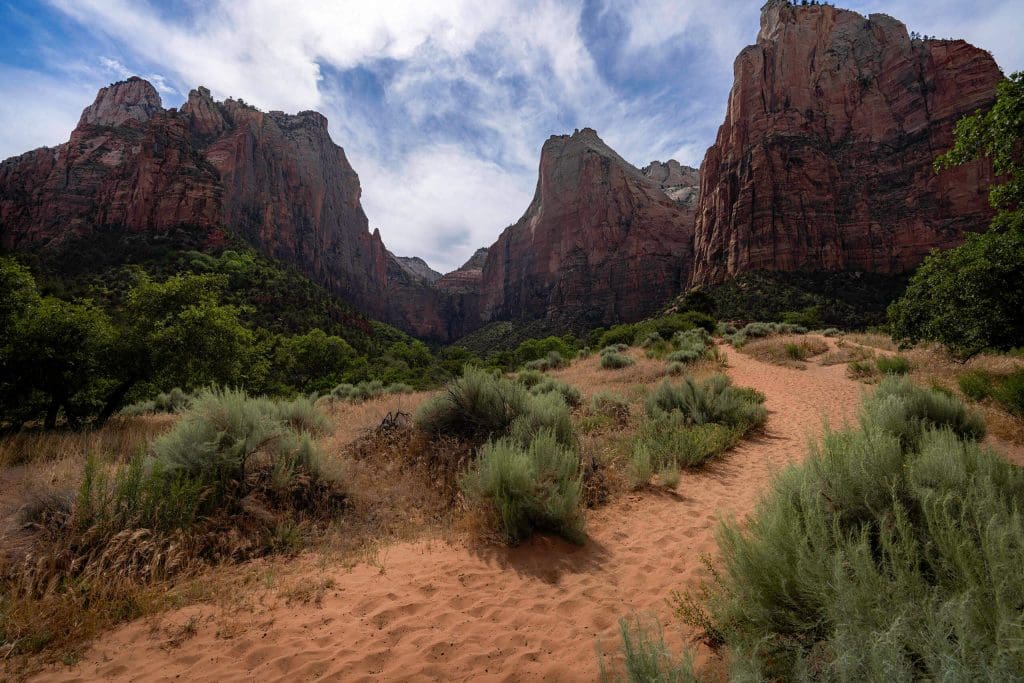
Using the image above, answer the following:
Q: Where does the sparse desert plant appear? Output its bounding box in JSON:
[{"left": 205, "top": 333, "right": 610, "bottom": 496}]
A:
[
  {"left": 695, "top": 382, "right": 1020, "bottom": 680},
  {"left": 875, "top": 354, "right": 910, "bottom": 375},
  {"left": 665, "top": 361, "right": 686, "bottom": 376},
  {"left": 590, "top": 392, "right": 630, "bottom": 423},
  {"left": 601, "top": 343, "right": 630, "bottom": 355},
  {"left": 645, "top": 375, "right": 767, "bottom": 431},
  {"left": 631, "top": 415, "right": 744, "bottom": 478},
  {"left": 508, "top": 391, "right": 575, "bottom": 448},
  {"left": 522, "top": 350, "right": 568, "bottom": 372},
  {"left": 460, "top": 430, "right": 584, "bottom": 544},
  {"left": 741, "top": 335, "right": 828, "bottom": 366},
  {"left": 602, "top": 616, "right": 697, "bottom": 683},
  {"left": 516, "top": 369, "right": 546, "bottom": 388},
  {"left": 994, "top": 369, "right": 1024, "bottom": 416},
  {"left": 414, "top": 367, "right": 530, "bottom": 440},
  {"left": 527, "top": 376, "right": 582, "bottom": 407},
  {"left": 601, "top": 352, "right": 635, "bottom": 370},
  {"left": 958, "top": 369, "right": 994, "bottom": 400},
  {"left": 819, "top": 328, "right": 842, "bottom": 337},
  {"left": 121, "top": 387, "right": 194, "bottom": 416}
]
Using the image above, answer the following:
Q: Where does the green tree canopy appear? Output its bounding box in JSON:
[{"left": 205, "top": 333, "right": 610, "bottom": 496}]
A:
[{"left": 891, "top": 72, "right": 1024, "bottom": 356}]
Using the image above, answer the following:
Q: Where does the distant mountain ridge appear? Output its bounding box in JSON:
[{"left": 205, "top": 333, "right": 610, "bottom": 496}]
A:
[{"left": 0, "top": 0, "right": 1004, "bottom": 342}]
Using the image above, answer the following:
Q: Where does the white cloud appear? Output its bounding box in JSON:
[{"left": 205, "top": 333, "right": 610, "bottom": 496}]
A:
[
  {"left": 8, "top": 0, "right": 1020, "bottom": 273},
  {"left": 0, "top": 66, "right": 96, "bottom": 159},
  {"left": 353, "top": 144, "right": 534, "bottom": 273}
]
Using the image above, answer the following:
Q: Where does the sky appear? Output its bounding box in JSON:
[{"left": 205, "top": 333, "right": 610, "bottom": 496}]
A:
[{"left": 0, "top": 1, "right": 1021, "bottom": 272}]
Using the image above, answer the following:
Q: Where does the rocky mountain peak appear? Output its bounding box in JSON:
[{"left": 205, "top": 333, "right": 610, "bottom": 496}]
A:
[
  {"left": 642, "top": 160, "right": 700, "bottom": 207},
  {"left": 78, "top": 76, "right": 163, "bottom": 128}
]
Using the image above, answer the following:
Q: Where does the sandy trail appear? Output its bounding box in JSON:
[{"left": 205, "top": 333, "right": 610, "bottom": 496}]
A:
[{"left": 36, "top": 347, "right": 877, "bottom": 681}]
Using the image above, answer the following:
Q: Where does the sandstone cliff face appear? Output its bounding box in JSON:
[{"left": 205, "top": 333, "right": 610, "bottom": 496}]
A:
[
  {"left": 692, "top": 0, "right": 1001, "bottom": 284},
  {"left": 0, "top": 78, "right": 453, "bottom": 339},
  {"left": 642, "top": 160, "right": 699, "bottom": 207},
  {"left": 479, "top": 128, "right": 695, "bottom": 330}
]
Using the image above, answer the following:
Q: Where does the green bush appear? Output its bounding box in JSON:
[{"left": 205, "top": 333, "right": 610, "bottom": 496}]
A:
[
  {"left": 601, "top": 343, "right": 629, "bottom": 355},
  {"left": 150, "top": 388, "right": 331, "bottom": 507},
  {"left": 958, "top": 370, "right": 994, "bottom": 400},
  {"left": 508, "top": 391, "right": 575, "bottom": 448},
  {"left": 414, "top": 367, "right": 529, "bottom": 440},
  {"left": 697, "top": 381, "right": 1022, "bottom": 680},
  {"left": 527, "top": 376, "right": 582, "bottom": 407},
  {"left": 598, "top": 325, "right": 639, "bottom": 350},
  {"left": 875, "top": 355, "right": 910, "bottom": 375},
  {"left": 460, "top": 430, "right": 584, "bottom": 544},
  {"left": 994, "top": 369, "right": 1024, "bottom": 416},
  {"left": 631, "top": 416, "right": 744, "bottom": 481},
  {"left": 862, "top": 375, "right": 986, "bottom": 447},
  {"left": 601, "top": 353, "right": 635, "bottom": 370},
  {"left": 665, "top": 362, "right": 686, "bottom": 376},
  {"left": 820, "top": 327, "right": 842, "bottom": 337},
  {"left": 522, "top": 350, "right": 568, "bottom": 372},
  {"left": 780, "top": 305, "right": 823, "bottom": 329},
  {"left": 645, "top": 375, "right": 766, "bottom": 431}
]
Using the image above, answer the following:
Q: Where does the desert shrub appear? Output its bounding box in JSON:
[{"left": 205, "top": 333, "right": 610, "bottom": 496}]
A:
[
  {"left": 415, "top": 367, "right": 575, "bottom": 448},
  {"left": 384, "top": 382, "right": 414, "bottom": 394},
  {"left": 603, "top": 617, "right": 697, "bottom": 683},
  {"left": 601, "top": 343, "right": 629, "bottom": 355},
  {"left": 590, "top": 392, "right": 630, "bottom": 423},
  {"left": 717, "top": 322, "right": 738, "bottom": 336},
  {"left": 512, "top": 336, "right": 576, "bottom": 368},
  {"left": 847, "top": 359, "right": 877, "bottom": 380},
  {"left": 630, "top": 417, "right": 743, "bottom": 484},
  {"left": 820, "top": 327, "right": 842, "bottom": 337},
  {"left": 695, "top": 382, "right": 1022, "bottom": 680},
  {"left": 601, "top": 353, "right": 635, "bottom": 370},
  {"left": 641, "top": 332, "right": 663, "bottom": 348},
  {"left": 523, "top": 350, "right": 568, "bottom": 372},
  {"left": 665, "top": 361, "right": 685, "bottom": 376},
  {"left": 741, "top": 336, "right": 828, "bottom": 365},
  {"left": 149, "top": 389, "right": 332, "bottom": 508},
  {"left": 861, "top": 375, "right": 986, "bottom": 447},
  {"left": 875, "top": 355, "right": 910, "bottom": 375},
  {"left": 527, "top": 376, "right": 582, "bottom": 407},
  {"left": 415, "top": 367, "right": 529, "bottom": 440},
  {"left": 508, "top": 392, "right": 575, "bottom": 448},
  {"left": 994, "top": 369, "right": 1024, "bottom": 416},
  {"left": 460, "top": 430, "right": 584, "bottom": 544},
  {"left": 958, "top": 370, "right": 994, "bottom": 400},
  {"left": 122, "top": 387, "right": 193, "bottom": 416},
  {"left": 645, "top": 375, "right": 766, "bottom": 431},
  {"left": 516, "top": 369, "right": 546, "bottom": 389}
]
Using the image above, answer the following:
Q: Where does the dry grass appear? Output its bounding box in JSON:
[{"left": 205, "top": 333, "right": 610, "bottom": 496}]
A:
[
  {"left": 843, "top": 332, "right": 897, "bottom": 352},
  {"left": 0, "top": 415, "right": 176, "bottom": 468},
  {"left": 738, "top": 335, "right": 829, "bottom": 368},
  {"left": 818, "top": 345, "right": 875, "bottom": 367}
]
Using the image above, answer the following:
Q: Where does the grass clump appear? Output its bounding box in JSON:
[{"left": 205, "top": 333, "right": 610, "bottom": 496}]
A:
[
  {"left": 875, "top": 354, "right": 910, "bottom": 375},
  {"left": 589, "top": 392, "right": 630, "bottom": 424},
  {"left": 522, "top": 350, "right": 568, "bottom": 372},
  {"left": 601, "top": 616, "right": 696, "bottom": 682},
  {"left": 741, "top": 335, "right": 828, "bottom": 366},
  {"left": 682, "top": 380, "right": 1016, "bottom": 680},
  {"left": 958, "top": 368, "right": 1024, "bottom": 416},
  {"left": 414, "top": 367, "right": 530, "bottom": 441},
  {"left": 601, "top": 352, "right": 635, "bottom": 370},
  {"left": 526, "top": 376, "right": 582, "bottom": 407},
  {"left": 645, "top": 375, "right": 767, "bottom": 431},
  {"left": 460, "top": 430, "right": 584, "bottom": 544}
]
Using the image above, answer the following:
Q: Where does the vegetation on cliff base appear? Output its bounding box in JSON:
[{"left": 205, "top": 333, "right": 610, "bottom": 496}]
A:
[{"left": 890, "top": 72, "right": 1024, "bottom": 356}]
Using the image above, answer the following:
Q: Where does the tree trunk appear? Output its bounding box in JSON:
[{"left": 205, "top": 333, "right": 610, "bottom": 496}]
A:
[
  {"left": 44, "top": 398, "right": 60, "bottom": 430},
  {"left": 95, "top": 378, "right": 136, "bottom": 428}
]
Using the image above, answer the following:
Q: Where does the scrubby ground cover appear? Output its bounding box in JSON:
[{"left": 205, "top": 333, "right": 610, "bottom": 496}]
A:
[{"left": 611, "top": 377, "right": 1023, "bottom": 680}]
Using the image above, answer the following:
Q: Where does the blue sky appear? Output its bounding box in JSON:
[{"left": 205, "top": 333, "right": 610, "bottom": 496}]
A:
[{"left": 1, "top": 1, "right": 1021, "bottom": 272}]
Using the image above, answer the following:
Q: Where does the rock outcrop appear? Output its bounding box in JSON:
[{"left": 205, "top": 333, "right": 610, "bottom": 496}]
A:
[
  {"left": 478, "top": 128, "right": 695, "bottom": 330},
  {"left": 691, "top": 0, "right": 1001, "bottom": 284},
  {"left": 0, "top": 78, "right": 455, "bottom": 339},
  {"left": 395, "top": 256, "right": 442, "bottom": 284},
  {"left": 642, "top": 160, "right": 700, "bottom": 207}
]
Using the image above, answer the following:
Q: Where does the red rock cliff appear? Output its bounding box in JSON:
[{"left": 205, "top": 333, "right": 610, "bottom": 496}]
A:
[
  {"left": 691, "top": 0, "right": 1001, "bottom": 284},
  {"left": 479, "top": 128, "right": 695, "bottom": 329},
  {"left": 0, "top": 78, "right": 455, "bottom": 339}
]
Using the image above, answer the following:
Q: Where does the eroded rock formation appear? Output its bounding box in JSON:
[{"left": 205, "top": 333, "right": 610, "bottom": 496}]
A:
[
  {"left": 478, "top": 128, "right": 695, "bottom": 330},
  {"left": 691, "top": 0, "right": 1001, "bottom": 284}
]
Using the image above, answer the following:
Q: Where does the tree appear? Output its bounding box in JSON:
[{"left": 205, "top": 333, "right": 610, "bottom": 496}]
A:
[
  {"left": 272, "top": 328, "right": 357, "bottom": 392},
  {"left": 890, "top": 72, "right": 1024, "bottom": 356},
  {"left": 7, "top": 297, "right": 113, "bottom": 429},
  {"left": 96, "top": 273, "right": 256, "bottom": 423}
]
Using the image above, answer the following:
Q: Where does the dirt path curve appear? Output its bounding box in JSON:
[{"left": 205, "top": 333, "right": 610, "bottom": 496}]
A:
[{"left": 43, "top": 346, "right": 865, "bottom": 682}]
